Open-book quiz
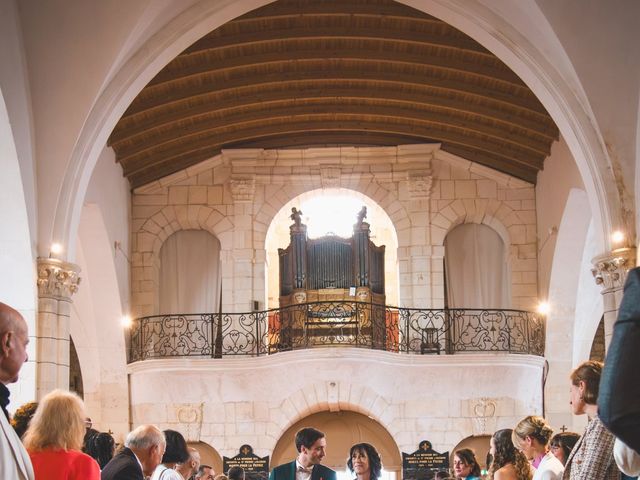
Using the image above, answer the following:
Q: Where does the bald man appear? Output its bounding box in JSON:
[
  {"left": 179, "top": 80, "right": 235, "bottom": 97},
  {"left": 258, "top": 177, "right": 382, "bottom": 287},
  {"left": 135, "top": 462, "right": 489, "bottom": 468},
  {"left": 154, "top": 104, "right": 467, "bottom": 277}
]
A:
[{"left": 0, "top": 302, "right": 34, "bottom": 480}]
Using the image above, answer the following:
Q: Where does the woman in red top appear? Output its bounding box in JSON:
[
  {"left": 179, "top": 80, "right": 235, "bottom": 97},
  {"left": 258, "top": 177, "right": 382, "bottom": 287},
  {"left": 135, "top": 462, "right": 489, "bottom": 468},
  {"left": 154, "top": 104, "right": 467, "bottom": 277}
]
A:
[{"left": 23, "top": 389, "right": 100, "bottom": 480}]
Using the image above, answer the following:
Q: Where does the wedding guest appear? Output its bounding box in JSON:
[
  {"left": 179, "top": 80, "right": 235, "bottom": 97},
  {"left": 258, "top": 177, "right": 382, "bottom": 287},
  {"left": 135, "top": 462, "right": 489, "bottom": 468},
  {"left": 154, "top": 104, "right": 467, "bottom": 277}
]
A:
[
  {"left": 347, "top": 443, "right": 382, "bottom": 480},
  {"left": 512, "top": 416, "right": 563, "bottom": 479},
  {"left": 563, "top": 360, "right": 619, "bottom": 480},
  {"left": 10, "top": 401, "right": 38, "bottom": 439},
  {"left": 23, "top": 389, "right": 100, "bottom": 479},
  {"left": 549, "top": 433, "right": 580, "bottom": 466},
  {"left": 487, "top": 429, "right": 532, "bottom": 480},
  {"left": 453, "top": 449, "right": 482, "bottom": 480},
  {"left": 151, "top": 429, "right": 190, "bottom": 480}
]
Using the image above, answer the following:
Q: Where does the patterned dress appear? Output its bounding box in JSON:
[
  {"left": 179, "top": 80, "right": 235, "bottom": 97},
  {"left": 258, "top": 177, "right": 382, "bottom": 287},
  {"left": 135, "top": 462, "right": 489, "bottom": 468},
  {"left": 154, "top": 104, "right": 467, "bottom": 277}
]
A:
[{"left": 563, "top": 415, "right": 620, "bottom": 480}]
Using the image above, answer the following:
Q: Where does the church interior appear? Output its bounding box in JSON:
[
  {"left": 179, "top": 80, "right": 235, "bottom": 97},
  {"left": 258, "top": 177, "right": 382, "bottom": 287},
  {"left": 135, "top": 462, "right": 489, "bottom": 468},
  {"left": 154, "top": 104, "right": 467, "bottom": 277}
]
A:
[{"left": 1, "top": 0, "right": 639, "bottom": 478}]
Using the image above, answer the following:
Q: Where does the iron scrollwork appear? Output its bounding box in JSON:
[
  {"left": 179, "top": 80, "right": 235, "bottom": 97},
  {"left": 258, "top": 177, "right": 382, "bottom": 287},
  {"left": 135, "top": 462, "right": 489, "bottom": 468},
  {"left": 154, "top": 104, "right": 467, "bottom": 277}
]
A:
[{"left": 128, "top": 303, "right": 545, "bottom": 362}]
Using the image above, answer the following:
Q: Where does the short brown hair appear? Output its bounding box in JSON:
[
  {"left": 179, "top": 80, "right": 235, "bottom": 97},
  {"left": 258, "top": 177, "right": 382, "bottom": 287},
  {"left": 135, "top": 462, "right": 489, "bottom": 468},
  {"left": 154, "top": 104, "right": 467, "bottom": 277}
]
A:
[
  {"left": 23, "top": 389, "right": 86, "bottom": 451},
  {"left": 570, "top": 360, "right": 603, "bottom": 405}
]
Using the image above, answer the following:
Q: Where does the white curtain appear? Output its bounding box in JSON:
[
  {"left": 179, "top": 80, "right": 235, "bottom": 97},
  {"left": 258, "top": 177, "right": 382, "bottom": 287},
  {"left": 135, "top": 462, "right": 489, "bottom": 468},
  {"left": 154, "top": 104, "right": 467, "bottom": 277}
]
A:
[
  {"left": 159, "top": 230, "right": 221, "bottom": 314},
  {"left": 444, "top": 223, "right": 510, "bottom": 309}
]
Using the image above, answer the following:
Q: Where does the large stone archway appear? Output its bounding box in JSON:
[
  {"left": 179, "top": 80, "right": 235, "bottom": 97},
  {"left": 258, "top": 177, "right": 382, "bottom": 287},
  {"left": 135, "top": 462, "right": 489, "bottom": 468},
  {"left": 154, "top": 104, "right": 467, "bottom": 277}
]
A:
[{"left": 50, "top": 0, "right": 623, "bottom": 271}]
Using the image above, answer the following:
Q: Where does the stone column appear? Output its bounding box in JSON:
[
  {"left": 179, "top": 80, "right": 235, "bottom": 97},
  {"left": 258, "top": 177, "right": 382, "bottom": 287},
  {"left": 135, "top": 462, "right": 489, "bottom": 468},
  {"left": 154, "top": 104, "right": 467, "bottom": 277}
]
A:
[
  {"left": 591, "top": 247, "right": 636, "bottom": 350},
  {"left": 36, "top": 257, "right": 81, "bottom": 399}
]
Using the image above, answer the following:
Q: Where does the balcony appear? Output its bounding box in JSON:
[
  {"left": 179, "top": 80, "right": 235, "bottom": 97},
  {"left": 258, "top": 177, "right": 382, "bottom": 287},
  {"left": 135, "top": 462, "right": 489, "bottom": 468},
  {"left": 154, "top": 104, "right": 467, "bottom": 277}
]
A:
[{"left": 127, "top": 302, "right": 545, "bottom": 362}]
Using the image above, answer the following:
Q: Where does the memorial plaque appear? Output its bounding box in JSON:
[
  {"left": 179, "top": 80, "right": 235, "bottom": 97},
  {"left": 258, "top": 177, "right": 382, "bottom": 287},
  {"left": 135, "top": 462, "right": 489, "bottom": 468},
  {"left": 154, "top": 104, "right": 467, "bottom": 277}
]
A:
[
  {"left": 402, "top": 440, "right": 449, "bottom": 480},
  {"left": 223, "top": 445, "right": 270, "bottom": 480}
]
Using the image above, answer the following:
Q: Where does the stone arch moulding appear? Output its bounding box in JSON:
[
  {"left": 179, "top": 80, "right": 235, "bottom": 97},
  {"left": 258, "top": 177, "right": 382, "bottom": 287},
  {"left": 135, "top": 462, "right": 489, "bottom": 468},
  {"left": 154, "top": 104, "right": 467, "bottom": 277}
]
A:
[
  {"left": 52, "top": 0, "right": 620, "bottom": 263},
  {"left": 440, "top": 210, "right": 512, "bottom": 250},
  {"left": 269, "top": 382, "right": 398, "bottom": 453},
  {"left": 260, "top": 185, "right": 406, "bottom": 250},
  {"left": 137, "top": 205, "right": 232, "bottom": 261}
]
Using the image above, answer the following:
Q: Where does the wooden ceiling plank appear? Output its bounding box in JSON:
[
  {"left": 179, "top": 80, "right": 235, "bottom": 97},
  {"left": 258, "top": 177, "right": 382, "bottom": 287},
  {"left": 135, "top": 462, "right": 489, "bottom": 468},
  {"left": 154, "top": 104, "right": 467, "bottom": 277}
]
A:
[{"left": 113, "top": 101, "right": 551, "bottom": 160}]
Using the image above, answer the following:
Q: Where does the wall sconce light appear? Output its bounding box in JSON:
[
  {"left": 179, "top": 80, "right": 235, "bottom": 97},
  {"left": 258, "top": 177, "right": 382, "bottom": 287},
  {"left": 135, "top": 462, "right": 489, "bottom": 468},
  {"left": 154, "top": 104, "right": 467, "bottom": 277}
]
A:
[
  {"left": 120, "top": 315, "right": 132, "bottom": 328},
  {"left": 537, "top": 301, "right": 550, "bottom": 316},
  {"left": 611, "top": 230, "right": 625, "bottom": 245},
  {"left": 50, "top": 242, "right": 63, "bottom": 257}
]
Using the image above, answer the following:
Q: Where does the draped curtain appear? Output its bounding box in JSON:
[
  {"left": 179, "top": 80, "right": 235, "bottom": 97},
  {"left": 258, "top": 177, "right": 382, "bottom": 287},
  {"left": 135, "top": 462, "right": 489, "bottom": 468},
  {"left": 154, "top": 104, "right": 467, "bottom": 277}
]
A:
[
  {"left": 444, "top": 223, "right": 510, "bottom": 309},
  {"left": 159, "top": 230, "right": 221, "bottom": 314}
]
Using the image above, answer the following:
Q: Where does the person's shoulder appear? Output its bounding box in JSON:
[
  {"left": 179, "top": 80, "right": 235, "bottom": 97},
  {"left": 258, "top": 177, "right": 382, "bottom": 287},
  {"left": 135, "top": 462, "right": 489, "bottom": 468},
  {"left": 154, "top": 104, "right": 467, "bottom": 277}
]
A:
[
  {"left": 317, "top": 464, "right": 338, "bottom": 476},
  {"left": 273, "top": 461, "right": 294, "bottom": 470},
  {"left": 494, "top": 464, "right": 517, "bottom": 480},
  {"left": 70, "top": 450, "right": 100, "bottom": 476}
]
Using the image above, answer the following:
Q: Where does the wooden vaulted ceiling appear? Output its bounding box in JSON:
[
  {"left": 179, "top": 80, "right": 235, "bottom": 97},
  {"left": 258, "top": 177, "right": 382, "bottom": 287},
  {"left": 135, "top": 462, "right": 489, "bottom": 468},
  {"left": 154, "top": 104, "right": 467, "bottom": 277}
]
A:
[{"left": 109, "top": 0, "right": 559, "bottom": 188}]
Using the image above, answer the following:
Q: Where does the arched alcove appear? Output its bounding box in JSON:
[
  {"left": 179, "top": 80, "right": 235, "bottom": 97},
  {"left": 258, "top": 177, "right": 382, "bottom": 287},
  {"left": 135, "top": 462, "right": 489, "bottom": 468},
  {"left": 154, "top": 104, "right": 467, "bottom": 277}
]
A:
[
  {"left": 444, "top": 223, "right": 510, "bottom": 309},
  {"left": 270, "top": 411, "right": 401, "bottom": 477},
  {"left": 265, "top": 188, "right": 400, "bottom": 308}
]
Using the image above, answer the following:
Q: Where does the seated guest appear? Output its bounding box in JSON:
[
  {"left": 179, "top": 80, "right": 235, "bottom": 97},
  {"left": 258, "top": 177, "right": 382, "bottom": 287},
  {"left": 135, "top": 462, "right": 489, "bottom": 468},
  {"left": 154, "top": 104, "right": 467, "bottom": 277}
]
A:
[
  {"left": 347, "top": 443, "right": 382, "bottom": 480},
  {"left": 228, "top": 466, "right": 245, "bottom": 480},
  {"left": 563, "top": 360, "right": 619, "bottom": 480},
  {"left": 101, "top": 424, "right": 166, "bottom": 480},
  {"left": 549, "top": 433, "right": 580, "bottom": 467},
  {"left": 151, "top": 429, "right": 190, "bottom": 480},
  {"left": 487, "top": 429, "right": 532, "bottom": 480},
  {"left": 10, "top": 401, "right": 38, "bottom": 439},
  {"left": 23, "top": 389, "right": 100, "bottom": 480},
  {"left": 435, "top": 472, "right": 451, "bottom": 480},
  {"left": 85, "top": 431, "right": 115, "bottom": 469},
  {"left": 512, "top": 416, "right": 564, "bottom": 479},
  {"left": 453, "top": 449, "right": 482, "bottom": 480}
]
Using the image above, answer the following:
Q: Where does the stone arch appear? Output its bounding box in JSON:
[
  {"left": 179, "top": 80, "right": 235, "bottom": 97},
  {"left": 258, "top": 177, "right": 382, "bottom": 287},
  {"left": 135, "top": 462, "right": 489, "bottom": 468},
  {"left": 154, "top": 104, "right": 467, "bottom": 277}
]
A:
[
  {"left": 0, "top": 87, "right": 37, "bottom": 406},
  {"left": 51, "top": 0, "right": 620, "bottom": 270},
  {"left": 256, "top": 180, "right": 409, "bottom": 250},
  {"left": 263, "top": 186, "right": 402, "bottom": 307},
  {"left": 269, "top": 383, "right": 397, "bottom": 449},
  {"left": 435, "top": 200, "right": 513, "bottom": 248},
  {"left": 133, "top": 205, "right": 229, "bottom": 317}
]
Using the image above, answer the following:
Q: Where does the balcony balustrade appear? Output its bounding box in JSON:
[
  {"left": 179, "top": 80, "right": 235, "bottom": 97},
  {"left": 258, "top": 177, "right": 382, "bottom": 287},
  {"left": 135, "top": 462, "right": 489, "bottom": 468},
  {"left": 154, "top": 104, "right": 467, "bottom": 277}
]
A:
[{"left": 127, "top": 301, "right": 545, "bottom": 363}]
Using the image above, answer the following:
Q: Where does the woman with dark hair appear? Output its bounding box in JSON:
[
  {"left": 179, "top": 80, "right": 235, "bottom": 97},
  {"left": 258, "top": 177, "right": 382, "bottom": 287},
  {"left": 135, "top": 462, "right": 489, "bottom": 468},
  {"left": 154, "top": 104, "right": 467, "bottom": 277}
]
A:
[
  {"left": 549, "top": 433, "right": 580, "bottom": 467},
  {"left": 347, "top": 443, "right": 382, "bottom": 480},
  {"left": 453, "top": 449, "right": 481, "bottom": 480},
  {"left": 86, "top": 432, "right": 116, "bottom": 470},
  {"left": 487, "top": 429, "right": 532, "bottom": 480},
  {"left": 151, "top": 429, "right": 190, "bottom": 480},
  {"left": 512, "top": 416, "right": 563, "bottom": 479},
  {"left": 564, "top": 360, "right": 619, "bottom": 480}
]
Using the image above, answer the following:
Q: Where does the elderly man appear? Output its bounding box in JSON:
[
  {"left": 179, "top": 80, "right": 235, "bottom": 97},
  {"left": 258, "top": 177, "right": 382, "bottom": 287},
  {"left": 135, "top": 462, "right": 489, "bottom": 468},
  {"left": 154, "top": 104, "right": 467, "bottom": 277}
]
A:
[
  {"left": 101, "top": 424, "right": 166, "bottom": 480},
  {"left": 195, "top": 465, "right": 215, "bottom": 480},
  {"left": 0, "top": 302, "right": 34, "bottom": 480},
  {"left": 176, "top": 447, "right": 201, "bottom": 480}
]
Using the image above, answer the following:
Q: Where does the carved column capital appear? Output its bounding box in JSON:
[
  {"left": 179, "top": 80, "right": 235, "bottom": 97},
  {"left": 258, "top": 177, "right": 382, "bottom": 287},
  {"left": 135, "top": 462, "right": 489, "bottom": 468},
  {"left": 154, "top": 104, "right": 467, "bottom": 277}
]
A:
[
  {"left": 37, "top": 257, "right": 81, "bottom": 299},
  {"left": 591, "top": 247, "right": 637, "bottom": 293}
]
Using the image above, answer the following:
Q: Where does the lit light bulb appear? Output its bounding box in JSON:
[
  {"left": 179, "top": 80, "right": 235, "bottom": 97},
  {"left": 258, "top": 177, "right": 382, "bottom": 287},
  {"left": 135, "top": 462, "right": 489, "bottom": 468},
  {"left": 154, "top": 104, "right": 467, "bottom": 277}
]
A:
[
  {"left": 537, "top": 301, "right": 550, "bottom": 316},
  {"left": 120, "top": 315, "right": 132, "bottom": 328},
  {"left": 611, "top": 231, "right": 625, "bottom": 245},
  {"left": 50, "top": 243, "right": 63, "bottom": 255}
]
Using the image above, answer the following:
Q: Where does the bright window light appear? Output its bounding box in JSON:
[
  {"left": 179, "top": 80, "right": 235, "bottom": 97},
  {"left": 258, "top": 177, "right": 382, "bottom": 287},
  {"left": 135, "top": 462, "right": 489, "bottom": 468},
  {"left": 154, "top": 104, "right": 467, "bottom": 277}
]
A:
[{"left": 300, "top": 194, "right": 366, "bottom": 238}]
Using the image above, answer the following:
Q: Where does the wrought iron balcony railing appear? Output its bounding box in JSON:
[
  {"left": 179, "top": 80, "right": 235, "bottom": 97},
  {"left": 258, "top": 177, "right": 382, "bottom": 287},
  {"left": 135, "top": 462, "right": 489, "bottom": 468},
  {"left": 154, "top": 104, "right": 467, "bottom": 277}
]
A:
[{"left": 127, "top": 302, "right": 545, "bottom": 363}]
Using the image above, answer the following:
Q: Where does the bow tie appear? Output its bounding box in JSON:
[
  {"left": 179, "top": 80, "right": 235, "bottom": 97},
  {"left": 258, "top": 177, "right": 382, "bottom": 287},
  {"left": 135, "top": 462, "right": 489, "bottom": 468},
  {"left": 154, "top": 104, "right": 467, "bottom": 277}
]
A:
[{"left": 298, "top": 466, "right": 314, "bottom": 474}]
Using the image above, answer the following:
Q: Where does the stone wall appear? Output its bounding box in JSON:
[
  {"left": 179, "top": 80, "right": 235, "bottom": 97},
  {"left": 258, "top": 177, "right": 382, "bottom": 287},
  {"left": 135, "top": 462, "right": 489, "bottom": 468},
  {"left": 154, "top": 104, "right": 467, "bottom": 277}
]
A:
[
  {"left": 130, "top": 144, "right": 538, "bottom": 316},
  {"left": 128, "top": 349, "right": 544, "bottom": 459}
]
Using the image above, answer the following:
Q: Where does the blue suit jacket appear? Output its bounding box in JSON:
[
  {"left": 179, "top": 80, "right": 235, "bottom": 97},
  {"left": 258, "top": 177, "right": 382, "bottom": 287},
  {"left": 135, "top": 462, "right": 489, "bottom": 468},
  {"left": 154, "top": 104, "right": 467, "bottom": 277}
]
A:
[
  {"left": 599, "top": 266, "right": 640, "bottom": 454},
  {"left": 269, "top": 461, "right": 337, "bottom": 480}
]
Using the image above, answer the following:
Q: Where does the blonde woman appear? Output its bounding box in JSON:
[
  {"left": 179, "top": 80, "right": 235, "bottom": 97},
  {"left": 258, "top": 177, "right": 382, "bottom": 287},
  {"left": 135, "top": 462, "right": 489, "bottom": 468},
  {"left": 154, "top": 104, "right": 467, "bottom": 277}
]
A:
[
  {"left": 23, "top": 389, "right": 100, "bottom": 480},
  {"left": 563, "top": 361, "right": 619, "bottom": 480},
  {"left": 512, "top": 416, "right": 564, "bottom": 480}
]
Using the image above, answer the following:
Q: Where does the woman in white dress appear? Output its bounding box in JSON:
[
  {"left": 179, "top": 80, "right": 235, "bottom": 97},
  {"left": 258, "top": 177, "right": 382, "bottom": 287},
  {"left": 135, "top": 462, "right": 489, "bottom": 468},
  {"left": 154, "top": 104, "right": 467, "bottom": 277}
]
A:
[
  {"left": 512, "top": 416, "right": 564, "bottom": 480},
  {"left": 151, "top": 430, "right": 190, "bottom": 480}
]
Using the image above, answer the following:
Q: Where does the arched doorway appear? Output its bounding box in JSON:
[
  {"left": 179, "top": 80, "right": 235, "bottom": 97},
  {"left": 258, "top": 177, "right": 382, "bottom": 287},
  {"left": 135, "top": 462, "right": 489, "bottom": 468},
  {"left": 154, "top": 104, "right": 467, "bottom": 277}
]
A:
[{"left": 271, "top": 411, "right": 401, "bottom": 480}]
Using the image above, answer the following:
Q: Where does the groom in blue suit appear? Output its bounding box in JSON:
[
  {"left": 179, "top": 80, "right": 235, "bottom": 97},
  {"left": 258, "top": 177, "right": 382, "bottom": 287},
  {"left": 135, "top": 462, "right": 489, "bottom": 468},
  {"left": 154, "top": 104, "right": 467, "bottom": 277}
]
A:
[{"left": 269, "top": 428, "right": 337, "bottom": 480}]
